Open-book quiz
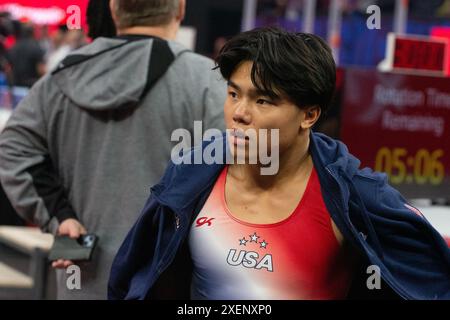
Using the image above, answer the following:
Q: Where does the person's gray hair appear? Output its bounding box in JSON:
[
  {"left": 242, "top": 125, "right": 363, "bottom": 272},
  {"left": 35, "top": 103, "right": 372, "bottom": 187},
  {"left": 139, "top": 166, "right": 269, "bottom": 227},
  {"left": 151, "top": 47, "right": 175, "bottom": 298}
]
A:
[{"left": 113, "top": 0, "right": 180, "bottom": 29}]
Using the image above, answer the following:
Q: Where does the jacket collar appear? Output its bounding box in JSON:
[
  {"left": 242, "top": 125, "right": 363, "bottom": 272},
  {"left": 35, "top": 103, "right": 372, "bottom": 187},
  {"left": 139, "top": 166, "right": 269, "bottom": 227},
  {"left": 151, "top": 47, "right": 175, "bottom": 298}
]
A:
[
  {"left": 153, "top": 131, "right": 361, "bottom": 211},
  {"left": 152, "top": 134, "right": 227, "bottom": 210},
  {"left": 309, "top": 132, "right": 360, "bottom": 177}
]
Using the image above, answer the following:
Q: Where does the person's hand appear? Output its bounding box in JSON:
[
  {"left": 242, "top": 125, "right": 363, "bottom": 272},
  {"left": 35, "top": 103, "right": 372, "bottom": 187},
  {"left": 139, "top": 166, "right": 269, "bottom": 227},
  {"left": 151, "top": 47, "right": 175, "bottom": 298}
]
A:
[{"left": 51, "top": 218, "right": 87, "bottom": 269}]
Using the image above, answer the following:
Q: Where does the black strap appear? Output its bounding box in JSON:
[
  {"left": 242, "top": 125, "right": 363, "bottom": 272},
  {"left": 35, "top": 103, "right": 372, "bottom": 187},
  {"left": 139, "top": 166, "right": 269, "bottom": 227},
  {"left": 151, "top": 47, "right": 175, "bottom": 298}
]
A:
[{"left": 140, "top": 38, "right": 175, "bottom": 99}]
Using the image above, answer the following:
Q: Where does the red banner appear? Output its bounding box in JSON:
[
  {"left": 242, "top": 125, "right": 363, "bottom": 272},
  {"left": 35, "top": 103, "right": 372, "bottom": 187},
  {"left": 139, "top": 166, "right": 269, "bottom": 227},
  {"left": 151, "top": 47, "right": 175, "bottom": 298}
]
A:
[
  {"left": 0, "top": 0, "right": 88, "bottom": 27},
  {"left": 341, "top": 68, "right": 450, "bottom": 199}
]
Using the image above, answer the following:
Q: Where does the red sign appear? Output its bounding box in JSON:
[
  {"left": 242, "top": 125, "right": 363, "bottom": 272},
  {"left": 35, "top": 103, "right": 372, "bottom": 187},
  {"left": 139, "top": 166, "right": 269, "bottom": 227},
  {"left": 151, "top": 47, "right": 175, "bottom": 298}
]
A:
[
  {"left": 340, "top": 68, "right": 450, "bottom": 200},
  {"left": 384, "top": 33, "right": 449, "bottom": 77},
  {"left": 0, "top": 0, "right": 88, "bottom": 27},
  {"left": 394, "top": 38, "right": 446, "bottom": 71},
  {"left": 431, "top": 26, "right": 450, "bottom": 76}
]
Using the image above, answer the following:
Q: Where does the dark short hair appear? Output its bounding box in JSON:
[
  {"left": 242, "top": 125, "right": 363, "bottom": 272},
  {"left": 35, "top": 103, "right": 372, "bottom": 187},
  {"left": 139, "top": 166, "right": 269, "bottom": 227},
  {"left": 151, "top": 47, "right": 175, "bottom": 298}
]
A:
[
  {"left": 215, "top": 27, "right": 336, "bottom": 114},
  {"left": 87, "top": 0, "right": 116, "bottom": 39}
]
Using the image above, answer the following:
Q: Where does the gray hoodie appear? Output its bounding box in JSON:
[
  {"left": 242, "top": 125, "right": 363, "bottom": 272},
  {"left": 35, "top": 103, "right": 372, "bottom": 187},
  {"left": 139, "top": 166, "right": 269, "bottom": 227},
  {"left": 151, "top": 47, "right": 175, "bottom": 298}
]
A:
[{"left": 0, "top": 35, "right": 226, "bottom": 299}]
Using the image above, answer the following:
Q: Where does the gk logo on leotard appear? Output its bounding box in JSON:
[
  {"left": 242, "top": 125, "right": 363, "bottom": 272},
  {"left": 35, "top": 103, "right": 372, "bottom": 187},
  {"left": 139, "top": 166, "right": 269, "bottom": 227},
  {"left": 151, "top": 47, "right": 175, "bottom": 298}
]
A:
[{"left": 196, "top": 217, "right": 215, "bottom": 227}]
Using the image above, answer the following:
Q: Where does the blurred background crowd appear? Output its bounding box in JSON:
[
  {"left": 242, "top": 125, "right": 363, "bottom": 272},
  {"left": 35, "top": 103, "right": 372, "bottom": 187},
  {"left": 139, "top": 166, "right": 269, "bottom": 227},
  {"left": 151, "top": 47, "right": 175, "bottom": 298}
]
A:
[{"left": 1, "top": 0, "right": 450, "bottom": 91}]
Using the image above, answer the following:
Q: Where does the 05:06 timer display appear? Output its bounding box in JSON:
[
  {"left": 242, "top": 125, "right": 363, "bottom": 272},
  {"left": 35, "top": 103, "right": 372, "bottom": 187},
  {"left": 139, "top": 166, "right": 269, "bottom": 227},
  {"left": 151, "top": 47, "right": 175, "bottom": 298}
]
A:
[{"left": 374, "top": 147, "right": 445, "bottom": 185}]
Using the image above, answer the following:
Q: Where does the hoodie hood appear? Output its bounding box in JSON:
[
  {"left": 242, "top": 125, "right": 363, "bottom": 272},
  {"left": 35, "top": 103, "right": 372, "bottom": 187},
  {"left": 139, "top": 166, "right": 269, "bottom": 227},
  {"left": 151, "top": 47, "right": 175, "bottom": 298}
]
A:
[{"left": 51, "top": 35, "right": 181, "bottom": 111}]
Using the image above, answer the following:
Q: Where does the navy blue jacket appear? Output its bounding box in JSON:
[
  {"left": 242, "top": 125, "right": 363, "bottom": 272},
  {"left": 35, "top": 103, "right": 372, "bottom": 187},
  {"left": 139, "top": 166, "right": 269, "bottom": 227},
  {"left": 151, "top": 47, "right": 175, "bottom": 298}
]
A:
[{"left": 108, "top": 132, "right": 450, "bottom": 300}]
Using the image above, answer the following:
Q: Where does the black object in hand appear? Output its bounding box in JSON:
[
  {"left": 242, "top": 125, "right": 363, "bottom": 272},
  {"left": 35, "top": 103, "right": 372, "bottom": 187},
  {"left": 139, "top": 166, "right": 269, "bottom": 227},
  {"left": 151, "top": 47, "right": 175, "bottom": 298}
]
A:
[{"left": 48, "top": 234, "right": 98, "bottom": 262}]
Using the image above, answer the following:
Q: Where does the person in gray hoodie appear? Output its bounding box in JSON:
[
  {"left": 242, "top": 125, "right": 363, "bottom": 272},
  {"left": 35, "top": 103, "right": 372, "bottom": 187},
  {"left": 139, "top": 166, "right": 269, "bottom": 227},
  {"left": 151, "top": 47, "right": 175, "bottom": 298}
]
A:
[{"left": 0, "top": 0, "right": 226, "bottom": 299}]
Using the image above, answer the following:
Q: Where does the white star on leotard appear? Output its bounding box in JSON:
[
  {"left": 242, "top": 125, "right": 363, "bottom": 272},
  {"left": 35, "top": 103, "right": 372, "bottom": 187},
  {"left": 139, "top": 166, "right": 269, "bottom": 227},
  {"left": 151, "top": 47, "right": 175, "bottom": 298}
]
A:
[
  {"left": 239, "top": 238, "right": 248, "bottom": 246},
  {"left": 249, "top": 232, "right": 260, "bottom": 243}
]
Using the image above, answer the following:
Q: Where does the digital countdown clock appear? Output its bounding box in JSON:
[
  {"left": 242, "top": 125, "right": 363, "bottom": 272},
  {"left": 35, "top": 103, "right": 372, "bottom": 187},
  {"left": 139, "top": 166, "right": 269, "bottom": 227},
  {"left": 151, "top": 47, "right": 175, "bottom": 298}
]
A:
[
  {"left": 384, "top": 33, "right": 450, "bottom": 76},
  {"left": 374, "top": 148, "right": 444, "bottom": 186}
]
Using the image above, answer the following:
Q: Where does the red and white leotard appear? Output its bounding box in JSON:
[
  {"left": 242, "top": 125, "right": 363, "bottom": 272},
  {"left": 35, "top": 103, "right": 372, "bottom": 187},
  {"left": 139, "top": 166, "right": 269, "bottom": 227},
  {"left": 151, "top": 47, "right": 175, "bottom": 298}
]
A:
[{"left": 189, "top": 166, "right": 354, "bottom": 300}]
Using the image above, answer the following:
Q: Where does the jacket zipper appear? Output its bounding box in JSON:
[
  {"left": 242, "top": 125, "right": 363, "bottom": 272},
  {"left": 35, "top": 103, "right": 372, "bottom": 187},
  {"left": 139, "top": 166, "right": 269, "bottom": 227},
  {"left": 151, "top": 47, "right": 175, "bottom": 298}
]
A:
[{"left": 175, "top": 214, "right": 180, "bottom": 230}]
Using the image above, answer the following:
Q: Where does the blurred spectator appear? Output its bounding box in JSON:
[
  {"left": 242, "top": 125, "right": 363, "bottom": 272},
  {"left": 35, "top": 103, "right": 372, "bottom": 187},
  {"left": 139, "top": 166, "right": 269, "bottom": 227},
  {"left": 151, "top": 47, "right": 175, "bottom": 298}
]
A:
[
  {"left": 66, "top": 29, "right": 88, "bottom": 50},
  {"left": 0, "top": 39, "right": 8, "bottom": 77},
  {"left": 0, "top": 0, "right": 226, "bottom": 300},
  {"left": 47, "top": 26, "right": 87, "bottom": 72},
  {"left": 46, "top": 27, "right": 87, "bottom": 73},
  {"left": 87, "top": 0, "right": 117, "bottom": 39},
  {"left": 52, "top": 25, "right": 69, "bottom": 50},
  {"left": 0, "top": 13, "right": 13, "bottom": 85},
  {"left": 39, "top": 25, "right": 52, "bottom": 56},
  {"left": 7, "top": 23, "right": 45, "bottom": 87},
  {"left": 46, "top": 25, "right": 70, "bottom": 73},
  {"left": 0, "top": 12, "right": 14, "bottom": 39}
]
